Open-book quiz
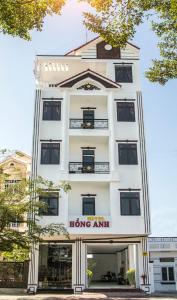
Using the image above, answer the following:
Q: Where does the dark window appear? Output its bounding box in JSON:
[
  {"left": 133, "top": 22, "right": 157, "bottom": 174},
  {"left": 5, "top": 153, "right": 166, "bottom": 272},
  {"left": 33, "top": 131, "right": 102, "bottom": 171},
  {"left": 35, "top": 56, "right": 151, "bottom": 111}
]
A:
[
  {"left": 41, "top": 143, "right": 60, "bottom": 164},
  {"left": 115, "top": 66, "right": 133, "bottom": 83},
  {"left": 43, "top": 101, "right": 61, "bottom": 120},
  {"left": 39, "top": 193, "right": 59, "bottom": 216},
  {"left": 83, "top": 110, "right": 94, "bottom": 128},
  {"left": 82, "top": 149, "right": 95, "bottom": 173},
  {"left": 120, "top": 192, "right": 140, "bottom": 215},
  {"left": 118, "top": 143, "right": 138, "bottom": 165},
  {"left": 117, "top": 102, "right": 135, "bottom": 122},
  {"left": 160, "top": 258, "right": 174, "bottom": 262},
  {"left": 83, "top": 197, "right": 95, "bottom": 215},
  {"left": 162, "top": 267, "right": 174, "bottom": 282}
]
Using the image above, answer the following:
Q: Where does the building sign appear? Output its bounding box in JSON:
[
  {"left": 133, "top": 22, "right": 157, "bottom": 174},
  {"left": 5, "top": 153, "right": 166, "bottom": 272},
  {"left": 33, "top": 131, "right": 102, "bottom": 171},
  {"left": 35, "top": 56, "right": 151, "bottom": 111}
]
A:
[{"left": 69, "top": 217, "right": 110, "bottom": 228}]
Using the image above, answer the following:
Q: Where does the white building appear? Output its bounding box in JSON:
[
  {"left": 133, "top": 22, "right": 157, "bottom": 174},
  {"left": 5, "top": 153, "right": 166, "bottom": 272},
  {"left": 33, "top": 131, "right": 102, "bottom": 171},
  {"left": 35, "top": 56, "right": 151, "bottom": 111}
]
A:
[
  {"left": 28, "top": 37, "right": 151, "bottom": 293},
  {"left": 149, "top": 237, "right": 177, "bottom": 293}
]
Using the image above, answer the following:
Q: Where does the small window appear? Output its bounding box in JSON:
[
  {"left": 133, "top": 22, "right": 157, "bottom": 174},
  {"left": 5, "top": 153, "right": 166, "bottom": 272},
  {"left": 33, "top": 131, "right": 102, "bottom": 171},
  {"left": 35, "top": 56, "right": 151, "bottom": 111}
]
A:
[
  {"left": 117, "top": 102, "right": 135, "bottom": 122},
  {"left": 41, "top": 143, "right": 60, "bottom": 164},
  {"left": 39, "top": 193, "right": 59, "bottom": 216},
  {"left": 83, "top": 197, "right": 95, "bottom": 215},
  {"left": 160, "top": 258, "right": 174, "bottom": 262},
  {"left": 43, "top": 101, "right": 61, "bottom": 121},
  {"left": 118, "top": 143, "right": 138, "bottom": 165},
  {"left": 162, "top": 267, "right": 174, "bottom": 282},
  {"left": 120, "top": 192, "right": 140, "bottom": 215},
  {"left": 115, "top": 66, "right": 133, "bottom": 83}
]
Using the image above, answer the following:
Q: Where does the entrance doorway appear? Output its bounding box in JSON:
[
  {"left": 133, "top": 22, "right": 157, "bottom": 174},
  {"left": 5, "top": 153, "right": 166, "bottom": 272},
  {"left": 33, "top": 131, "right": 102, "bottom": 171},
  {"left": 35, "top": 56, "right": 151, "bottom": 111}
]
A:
[
  {"left": 38, "top": 244, "right": 72, "bottom": 290},
  {"left": 87, "top": 244, "right": 134, "bottom": 289}
]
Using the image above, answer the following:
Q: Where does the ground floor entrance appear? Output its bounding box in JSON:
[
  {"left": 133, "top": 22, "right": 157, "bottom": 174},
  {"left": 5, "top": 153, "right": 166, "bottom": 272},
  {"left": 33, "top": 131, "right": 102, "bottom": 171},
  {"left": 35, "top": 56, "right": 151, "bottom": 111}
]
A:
[
  {"left": 87, "top": 244, "right": 129, "bottom": 289},
  {"left": 27, "top": 237, "right": 151, "bottom": 294},
  {"left": 38, "top": 244, "right": 72, "bottom": 290}
]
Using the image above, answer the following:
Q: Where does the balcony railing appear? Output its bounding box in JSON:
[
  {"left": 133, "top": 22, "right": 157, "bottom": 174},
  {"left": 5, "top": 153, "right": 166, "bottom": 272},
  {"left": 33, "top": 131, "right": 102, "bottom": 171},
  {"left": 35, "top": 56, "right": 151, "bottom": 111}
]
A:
[
  {"left": 69, "top": 162, "right": 109, "bottom": 174},
  {"left": 69, "top": 119, "right": 108, "bottom": 129}
]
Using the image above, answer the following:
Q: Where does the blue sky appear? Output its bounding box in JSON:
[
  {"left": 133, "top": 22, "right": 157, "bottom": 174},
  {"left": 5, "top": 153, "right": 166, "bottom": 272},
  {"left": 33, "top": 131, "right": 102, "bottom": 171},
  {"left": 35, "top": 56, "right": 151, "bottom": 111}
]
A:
[{"left": 0, "top": 0, "right": 177, "bottom": 236}]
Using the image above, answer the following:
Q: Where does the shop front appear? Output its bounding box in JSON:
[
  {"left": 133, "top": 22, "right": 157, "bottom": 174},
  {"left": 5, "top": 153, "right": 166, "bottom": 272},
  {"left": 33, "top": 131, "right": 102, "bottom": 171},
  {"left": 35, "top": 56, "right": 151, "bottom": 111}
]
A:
[
  {"left": 38, "top": 244, "right": 72, "bottom": 290},
  {"left": 28, "top": 237, "right": 150, "bottom": 293}
]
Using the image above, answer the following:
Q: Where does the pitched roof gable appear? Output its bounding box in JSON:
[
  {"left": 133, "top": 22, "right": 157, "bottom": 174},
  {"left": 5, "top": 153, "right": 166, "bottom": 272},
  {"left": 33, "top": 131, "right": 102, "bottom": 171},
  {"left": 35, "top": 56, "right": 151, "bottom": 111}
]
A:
[
  {"left": 56, "top": 69, "right": 121, "bottom": 89},
  {"left": 65, "top": 36, "right": 140, "bottom": 56}
]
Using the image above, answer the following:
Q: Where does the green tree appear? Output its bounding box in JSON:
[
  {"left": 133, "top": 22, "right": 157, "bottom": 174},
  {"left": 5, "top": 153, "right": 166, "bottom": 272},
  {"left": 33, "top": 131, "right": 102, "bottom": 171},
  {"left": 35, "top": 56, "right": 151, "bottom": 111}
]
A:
[
  {"left": 83, "top": 0, "right": 177, "bottom": 84},
  {"left": 0, "top": 0, "right": 65, "bottom": 40},
  {"left": 0, "top": 154, "right": 71, "bottom": 253},
  {"left": 0, "top": 1, "right": 176, "bottom": 84}
]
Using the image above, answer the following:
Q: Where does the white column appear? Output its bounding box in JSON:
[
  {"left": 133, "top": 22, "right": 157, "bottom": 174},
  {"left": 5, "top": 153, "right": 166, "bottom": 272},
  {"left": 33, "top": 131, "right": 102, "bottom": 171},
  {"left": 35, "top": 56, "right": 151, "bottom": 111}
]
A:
[
  {"left": 135, "top": 244, "right": 140, "bottom": 288},
  {"left": 72, "top": 239, "right": 87, "bottom": 293},
  {"left": 27, "top": 243, "right": 39, "bottom": 293},
  {"left": 107, "top": 91, "right": 115, "bottom": 172},
  {"left": 60, "top": 188, "right": 69, "bottom": 226},
  {"left": 61, "top": 90, "right": 70, "bottom": 171},
  {"left": 128, "top": 244, "right": 136, "bottom": 270}
]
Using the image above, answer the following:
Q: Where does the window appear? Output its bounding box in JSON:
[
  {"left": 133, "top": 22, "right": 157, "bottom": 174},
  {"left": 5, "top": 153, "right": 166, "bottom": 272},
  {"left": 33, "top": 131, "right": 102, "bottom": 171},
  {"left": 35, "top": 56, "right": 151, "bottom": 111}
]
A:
[
  {"left": 82, "top": 197, "right": 95, "bottom": 215},
  {"left": 120, "top": 192, "right": 140, "bottom": 215},
  {"left": 11, "top": 222, "right": 19, "bottom": 228},
  {"left": 160, "top": 258, "right": 174, "bottom": 262},
  {"left": 117, "top": 102, "right": 135, "bottom": 122},
  {"left": 82, "top": 149, "right": 95, "bottom": 173},
  {"left": 41, "top": 143, "right": 60, "bottom": 164},
  {"left": 43, "top": 101, "right": 61, "bottom": 120},
  {"left": 115, "top": 66, "right": 133, "bottom": 83},
  {"left": 118, "top": 143, "right": 138, "bottom": 165},
  {"left": 39, "top": 193, "right": 59, "bottom": 216},
  {"left": 5, "top": 180, "right": 20, "bottom": 189},
  {"left": 162, "top": 267, "right": 175, "bottom": 282}
]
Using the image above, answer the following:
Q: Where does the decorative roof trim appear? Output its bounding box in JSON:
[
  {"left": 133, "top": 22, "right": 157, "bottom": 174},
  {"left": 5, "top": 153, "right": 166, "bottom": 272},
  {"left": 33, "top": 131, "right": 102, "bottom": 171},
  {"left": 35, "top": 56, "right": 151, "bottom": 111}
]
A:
[
  {"left": 65, "top": 36, "right": 140, "bottom": 55},
  {"left": 56, "top": 69, "right": 121, "bottom": 88}
]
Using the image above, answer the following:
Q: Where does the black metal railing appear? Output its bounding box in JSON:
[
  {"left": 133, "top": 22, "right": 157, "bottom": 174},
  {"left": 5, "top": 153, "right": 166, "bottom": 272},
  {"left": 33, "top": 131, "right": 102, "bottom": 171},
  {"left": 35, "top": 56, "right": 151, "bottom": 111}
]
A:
[
  {"left": 69, "top": 119, "right": 108, "bottom": 129},
  {"left": 69, "top": 162, "right": 109, "bottom": 174}
]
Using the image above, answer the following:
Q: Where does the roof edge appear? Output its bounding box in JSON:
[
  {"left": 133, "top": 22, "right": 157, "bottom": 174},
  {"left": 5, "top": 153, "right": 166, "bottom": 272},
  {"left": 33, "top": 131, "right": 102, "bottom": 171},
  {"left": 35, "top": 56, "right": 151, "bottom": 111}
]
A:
[
  {"left": 56, "top": 68, "right": 121, "bottom": 88},
  {"left": 65, "top": 36, "right": 140, "bottom": 56}
]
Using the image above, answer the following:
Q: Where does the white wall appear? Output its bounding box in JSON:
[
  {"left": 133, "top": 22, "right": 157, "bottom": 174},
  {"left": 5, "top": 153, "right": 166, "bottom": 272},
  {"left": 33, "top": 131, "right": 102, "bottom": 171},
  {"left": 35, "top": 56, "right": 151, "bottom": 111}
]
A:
[
  {"left": 70, "top": 95, "right": 107, "bottom": 119},
  {"left": 68, "top": 182, "right": 110, "bottom": 216},
  {"left": 69, "top": 136, "right": 109, "bottom": 162},
  {"left": 150, "top": 251, "right": 177, "bottom": 292}
]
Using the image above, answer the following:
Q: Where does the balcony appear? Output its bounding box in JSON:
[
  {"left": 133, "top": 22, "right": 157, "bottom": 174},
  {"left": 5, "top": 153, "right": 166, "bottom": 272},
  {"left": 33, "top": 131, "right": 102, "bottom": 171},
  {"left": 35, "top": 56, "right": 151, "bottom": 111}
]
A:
[
  {"left": 69, "top": 119, "right": 108, "bottom": 129},
  {"left": 69, "top": 162, "right": 109, "bottom": 174}
]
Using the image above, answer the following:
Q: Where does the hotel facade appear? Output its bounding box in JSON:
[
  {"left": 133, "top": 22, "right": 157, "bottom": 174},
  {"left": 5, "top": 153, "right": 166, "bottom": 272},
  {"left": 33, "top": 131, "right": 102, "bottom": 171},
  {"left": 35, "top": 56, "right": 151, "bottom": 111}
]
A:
[{"left": 28, "top": 37, "right": 151, "bottom": 293}]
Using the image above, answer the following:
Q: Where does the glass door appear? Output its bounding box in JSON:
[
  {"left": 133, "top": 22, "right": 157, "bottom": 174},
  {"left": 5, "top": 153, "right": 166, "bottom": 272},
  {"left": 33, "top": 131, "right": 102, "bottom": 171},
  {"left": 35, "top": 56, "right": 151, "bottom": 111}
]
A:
[
  {"left": 38, "top": 244, "right": 72, "bottom": 290},
  {"left": 83, "top": 110, "right": 94, "bottom": 128},
  {"left": 82, "top": 149, "right": 95, "bottom": 173}
]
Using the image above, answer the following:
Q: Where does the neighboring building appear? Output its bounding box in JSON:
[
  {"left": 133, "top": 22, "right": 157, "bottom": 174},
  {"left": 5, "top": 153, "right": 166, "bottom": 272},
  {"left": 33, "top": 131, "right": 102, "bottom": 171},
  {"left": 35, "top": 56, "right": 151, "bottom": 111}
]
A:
[
  {"left": 149, "top": 237, "right": 177, "bottom": 292},
  {"left": 28, "top": 36, "right": 151, "bottom": 293},
  {"left": 0, "top": 151, "right": 31, "bottom": 231}
]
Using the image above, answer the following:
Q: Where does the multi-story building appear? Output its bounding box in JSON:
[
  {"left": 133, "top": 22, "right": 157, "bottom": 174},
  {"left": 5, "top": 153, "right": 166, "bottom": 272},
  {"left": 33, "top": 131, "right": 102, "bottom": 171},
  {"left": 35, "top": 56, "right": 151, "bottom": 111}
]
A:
[
  {"left": 28, "top": 37, "right": 151, "bottom": 293},
  {"left": 0, "top": 151, "right": 31, "bottom": 232}
]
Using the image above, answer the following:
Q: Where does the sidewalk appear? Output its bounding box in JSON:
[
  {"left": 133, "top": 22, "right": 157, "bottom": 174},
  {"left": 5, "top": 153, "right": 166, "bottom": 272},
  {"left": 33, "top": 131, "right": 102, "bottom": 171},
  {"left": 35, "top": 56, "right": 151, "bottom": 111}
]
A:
[{"left": 0, "top": 290, "right": 177, "bottom": 300}]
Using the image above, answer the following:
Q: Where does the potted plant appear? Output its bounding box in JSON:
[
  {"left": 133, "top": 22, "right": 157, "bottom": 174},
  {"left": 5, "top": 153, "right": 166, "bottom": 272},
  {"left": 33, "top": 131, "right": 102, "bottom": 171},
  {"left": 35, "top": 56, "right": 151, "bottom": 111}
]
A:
[
  {"left": 87, "top": 269, "right": 93, "bottom": 287},
  {"left": 126, "top": 269, "right": 135, "bottom": 287}
]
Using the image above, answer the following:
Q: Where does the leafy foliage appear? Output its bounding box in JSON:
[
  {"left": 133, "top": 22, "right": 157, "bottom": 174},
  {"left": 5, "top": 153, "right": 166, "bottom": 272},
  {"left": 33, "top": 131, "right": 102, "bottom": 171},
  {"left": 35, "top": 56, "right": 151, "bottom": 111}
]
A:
[
  {"left": 0, "top": 0, "right": 65, "bottom": 40},
  {"left": 2, "top": 245, "right": 29, "bottom": 261},
  {"left": 83, "top": 0, "right": 177, "bottom": 84},
  {"left": 0, "top": 1, "right": 176, "bottom": 84},
  {"left": 0, "top": 154, "right": 71, "bottom": 252}
]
